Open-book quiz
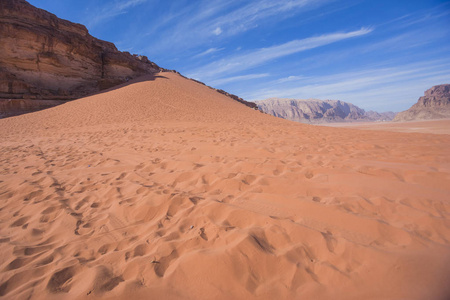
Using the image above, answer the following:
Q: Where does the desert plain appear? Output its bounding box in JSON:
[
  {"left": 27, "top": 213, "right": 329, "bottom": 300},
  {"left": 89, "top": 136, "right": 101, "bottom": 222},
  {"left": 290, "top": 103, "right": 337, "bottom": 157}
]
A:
[{"left": 1, "top": 72, "right": 450, "bottom": 300}]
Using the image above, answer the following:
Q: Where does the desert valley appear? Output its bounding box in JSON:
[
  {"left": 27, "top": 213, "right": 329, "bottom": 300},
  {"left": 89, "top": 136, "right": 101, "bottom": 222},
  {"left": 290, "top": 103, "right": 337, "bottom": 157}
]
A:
[{"left": 1, "top": 1, "right": 450, "bottom": 300}]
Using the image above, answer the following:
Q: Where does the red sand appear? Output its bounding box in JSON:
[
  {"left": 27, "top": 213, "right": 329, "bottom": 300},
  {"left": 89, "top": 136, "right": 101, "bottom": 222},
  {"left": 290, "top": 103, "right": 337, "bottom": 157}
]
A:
[
  {"left": 1, "top": 72, "right": 450, "bottom": 300},
  {"left": 324, "top": 119, "right": 450, "bottom": 135}
]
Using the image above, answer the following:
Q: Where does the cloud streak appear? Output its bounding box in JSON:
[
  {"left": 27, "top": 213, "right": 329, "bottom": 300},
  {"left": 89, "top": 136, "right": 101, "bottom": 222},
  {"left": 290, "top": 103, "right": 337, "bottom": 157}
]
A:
[
  {"left": 212, "top": 0, "right": 332, "bottom": 36},
  {"left": 193, "top": 47, "right": 225, "bottom": 58},
  {"left": 142, "top": 0, "right": 334, "bottom": 57},
  {"left": 188, "top": 28, "right": 373, "bottom": 80},
  {"left": 85, "top": 0, "right": 148, "bottom": 28},
  {"left": 209, "top": 73, "right": 270, "bottom": 86},
  {"left": 245, "top": 60, "right": 450, "bottom": 111}
]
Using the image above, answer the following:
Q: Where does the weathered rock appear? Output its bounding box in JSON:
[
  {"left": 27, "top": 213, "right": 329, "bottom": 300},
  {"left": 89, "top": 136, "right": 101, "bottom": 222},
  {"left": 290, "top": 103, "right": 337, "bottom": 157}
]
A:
[
  {"left": 393, "top": 84, "right": 450, "bottom": 121},
  {"left": 0, "top": 0, "right": 162, "bottom": 102},
  {"left": 256, "top": 98, "right": 395, "bottom": 123},
  {"left": 0, "top": 99, "right": 67, "bottom": 118},
  {"left": 215, "top": 89, "right": 258, "bottom": 110}
]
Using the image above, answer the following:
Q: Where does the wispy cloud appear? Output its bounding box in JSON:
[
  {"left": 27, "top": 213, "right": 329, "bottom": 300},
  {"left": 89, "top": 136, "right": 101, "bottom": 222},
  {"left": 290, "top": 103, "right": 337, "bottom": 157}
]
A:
[
  {"left": 194, "top": 47, "right": 225, "bottom": 58},
  {"left": 209, "top": 73, "right": 270, "bottom": 85},
  {"left": 393, "top": 5, "right": 450, "bottom": 29},
  {"left": 188, "top": 28, "right": 372, "bottom": 80},
  {"left": 274, "top": 75, "right": 309, "bottom": 83},
  {"left": 211, "top": 0, "right": 332, "bottom": 36},
  {"left": 246, "top": 60, "right": 450, "bottom": 111},
  {"left": 142, "top": 0, "right": 334, "bottom": 57},
  {"left": 85, "top": 0, "right": 148, "bottom": 28}
]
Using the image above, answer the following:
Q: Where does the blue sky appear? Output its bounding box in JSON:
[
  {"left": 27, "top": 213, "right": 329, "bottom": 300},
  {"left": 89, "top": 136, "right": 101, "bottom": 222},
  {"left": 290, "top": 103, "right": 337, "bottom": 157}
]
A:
[{"left": 28, "top": 0, "right": 450, "bottom": 112}]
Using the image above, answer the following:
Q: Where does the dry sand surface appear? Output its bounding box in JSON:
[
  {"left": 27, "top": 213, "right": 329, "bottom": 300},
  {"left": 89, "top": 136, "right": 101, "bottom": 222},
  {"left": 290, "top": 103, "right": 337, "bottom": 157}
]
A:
[
  {"left": 1, "top": 72, "right": 450, "bottom": 300},
  {"left": 324, "top": 119, "right": 450, "bottom": 135}
]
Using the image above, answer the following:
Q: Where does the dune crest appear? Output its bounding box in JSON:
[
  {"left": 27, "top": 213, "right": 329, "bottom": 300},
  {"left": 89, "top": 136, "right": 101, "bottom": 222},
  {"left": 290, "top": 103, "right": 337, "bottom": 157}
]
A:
[{"left": 1, "top": 72, "right": 450, "bottom": 300}]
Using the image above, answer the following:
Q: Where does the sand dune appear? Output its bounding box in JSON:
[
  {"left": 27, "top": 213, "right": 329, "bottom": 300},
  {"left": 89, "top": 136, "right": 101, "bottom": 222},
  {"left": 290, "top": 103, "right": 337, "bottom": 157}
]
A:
[{"left": 1, "top": 72, "right": 450, "bottom": 300}]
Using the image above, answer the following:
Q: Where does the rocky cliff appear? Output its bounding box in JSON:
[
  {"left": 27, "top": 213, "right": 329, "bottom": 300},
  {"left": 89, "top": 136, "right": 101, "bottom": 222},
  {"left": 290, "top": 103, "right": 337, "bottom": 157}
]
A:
[
  {"left": 257, "top": 98, "right": 395, "bottom": 123},
  {"left": 393, "top": 84, "right": 450, "bottom": 121},
  {"left": 0, "top": 0, "right": 163, "bottom": 103}
]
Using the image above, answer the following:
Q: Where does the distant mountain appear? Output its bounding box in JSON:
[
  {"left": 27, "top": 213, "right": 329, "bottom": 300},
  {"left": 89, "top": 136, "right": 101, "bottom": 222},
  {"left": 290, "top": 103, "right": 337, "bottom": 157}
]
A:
[
  {"left": 393, "top": 84, "right": 450, "bottom": 122},
  {"left": 364, "top": 110, "right": 397, "bottom": 122},
  {"left": 256, "top": 98, "right": 396, "bottom": 123}
]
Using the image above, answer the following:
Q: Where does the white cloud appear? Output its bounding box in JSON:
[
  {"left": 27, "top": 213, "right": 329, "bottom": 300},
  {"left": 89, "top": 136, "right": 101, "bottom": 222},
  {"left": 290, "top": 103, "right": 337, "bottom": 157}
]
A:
[
  {"left": 213, "top": 27, "right": 223, "bottom": 35},
  {"left": 86, "top": 0, "right": 148, "bottom": 28},
  {"left": 213, "top": 0, "right": 332, "bottom": 35},
  {"left": 194, "top": 47, "right": 225, "bottom": 58},
  {"left": 142, "top": 0, "right": 333, "bottom": 56},
  {"left": 188, "top": 28, "right": 373, "bottom": 80},
  {"left": 209, "top": 73, "right": 270, "bottom": 86},
  {"left": 116, "top": 0, "right": 147, "bottom": 11},
  {"left": 275, "top": 75, "right": 308, "bottom": 83},
  {"left": 246, "top": 60, "right": 450, "bottom": 111}
]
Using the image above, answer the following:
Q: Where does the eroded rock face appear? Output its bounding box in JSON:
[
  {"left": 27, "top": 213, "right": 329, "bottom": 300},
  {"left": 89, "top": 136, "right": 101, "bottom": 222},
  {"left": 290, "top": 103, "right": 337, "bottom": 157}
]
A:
[
  {"left": 257, "top": 98, "right": 395, "bottom": 123},
  {"left": 0, "top": 0, "right": 161, "bottom": 102},
  {"left": 394, "top": 84, "right": 450, "bottom": 121},
  {"left": 0, "top": 99, "right": 67, "bottom": 119}
]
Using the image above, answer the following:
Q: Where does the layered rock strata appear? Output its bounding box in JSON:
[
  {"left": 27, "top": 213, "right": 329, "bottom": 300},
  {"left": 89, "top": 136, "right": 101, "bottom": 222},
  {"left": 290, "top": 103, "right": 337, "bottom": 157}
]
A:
[
  {"left": 394, "top": 84, "right": 450, "bottom": 121},
  {"left": 0, "top": 0, "right": 162, "bottom": 102}
]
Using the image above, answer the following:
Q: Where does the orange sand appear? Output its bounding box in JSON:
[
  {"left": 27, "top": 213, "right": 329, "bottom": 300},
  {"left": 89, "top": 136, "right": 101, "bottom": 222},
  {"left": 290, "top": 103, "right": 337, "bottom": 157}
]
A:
[
  {"left": 1, "top": 72, "right": 450, "bottom": 300},
  {"left": 324, "top": 119, "right": 450, "bottom": 135}
]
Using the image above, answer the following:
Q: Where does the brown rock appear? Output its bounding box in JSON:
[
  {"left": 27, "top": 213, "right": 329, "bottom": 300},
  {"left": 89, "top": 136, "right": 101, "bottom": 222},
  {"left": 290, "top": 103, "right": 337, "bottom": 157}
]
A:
[
  {"left": 215, "top": 89, "right": 258, "bottom": 110},
  {"left": 0, "top": 0, "right": 161, "bottom": 102},
  {"left": 0, "top": 99, "right": 68, "bottom": 118},
  {"left": 394, "top": 84, "right": 450, "bottom": 121}
]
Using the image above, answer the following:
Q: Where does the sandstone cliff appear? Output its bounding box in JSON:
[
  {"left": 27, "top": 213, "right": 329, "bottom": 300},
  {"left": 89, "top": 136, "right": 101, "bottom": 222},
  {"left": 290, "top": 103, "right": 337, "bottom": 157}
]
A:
[
  {"left": 393, "top": 84, "right": 450, "bottom": 121},
  {"left": 0, "top": 0, "right": 163, "bottom": 102},
  {"left": 257, "top": 98, "right": 395, "bottom": 123}
]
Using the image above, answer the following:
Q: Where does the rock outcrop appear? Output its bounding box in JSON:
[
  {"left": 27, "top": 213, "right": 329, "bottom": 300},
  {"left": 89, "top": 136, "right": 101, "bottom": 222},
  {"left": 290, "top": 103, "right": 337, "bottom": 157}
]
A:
[
  {"left": 178, "top": 76, "right": 258, "bottom": 110},
  {"left": 0, "top": 0, "right": 257, "bottom": 117},
  {"left": 0, "top": 0, "right": 162, "bottom": 102},
  {"left": 393, "top": 84, "right": 450, "bottom": 121},
  {"left": 0, "top": 99, "right": 68, "bottom": 119},
  {"left": 257, "top": 98, "right": 395, "bottom": 123}
]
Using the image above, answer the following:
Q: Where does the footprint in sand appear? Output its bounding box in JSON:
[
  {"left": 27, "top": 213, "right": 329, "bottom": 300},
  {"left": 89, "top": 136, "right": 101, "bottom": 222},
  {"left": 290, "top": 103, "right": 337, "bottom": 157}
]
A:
[
  {"left": 46, "top": 266, "right": 78, "bottom": 293},
  {"left": 153, "top": 249, "right": 179, "bottom": 277},
  {"left": 321, "top": 231, "right": 337, "bottom": 253}
]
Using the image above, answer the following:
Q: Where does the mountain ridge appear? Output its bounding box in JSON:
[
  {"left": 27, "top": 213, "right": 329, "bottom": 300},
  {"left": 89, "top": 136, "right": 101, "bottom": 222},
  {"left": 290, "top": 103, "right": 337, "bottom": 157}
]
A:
[{"left": 256, "top": 98, "right": 396, "bottom": 123}]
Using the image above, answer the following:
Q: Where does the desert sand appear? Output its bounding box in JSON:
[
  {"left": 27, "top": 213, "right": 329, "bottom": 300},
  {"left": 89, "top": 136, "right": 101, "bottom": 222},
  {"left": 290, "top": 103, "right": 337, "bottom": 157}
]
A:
[
  {"left": 1, "top": 72, "right": 450, "bottom": 300},
  {"left": 324, "top": 119, "right": 450, "bottom": 135}
]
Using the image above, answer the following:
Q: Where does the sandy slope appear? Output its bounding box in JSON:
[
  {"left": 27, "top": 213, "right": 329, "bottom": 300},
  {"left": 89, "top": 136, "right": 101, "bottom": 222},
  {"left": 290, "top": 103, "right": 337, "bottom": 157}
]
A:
[{"left": 1, "top": 72, "right": 450, "bottom": 300}]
